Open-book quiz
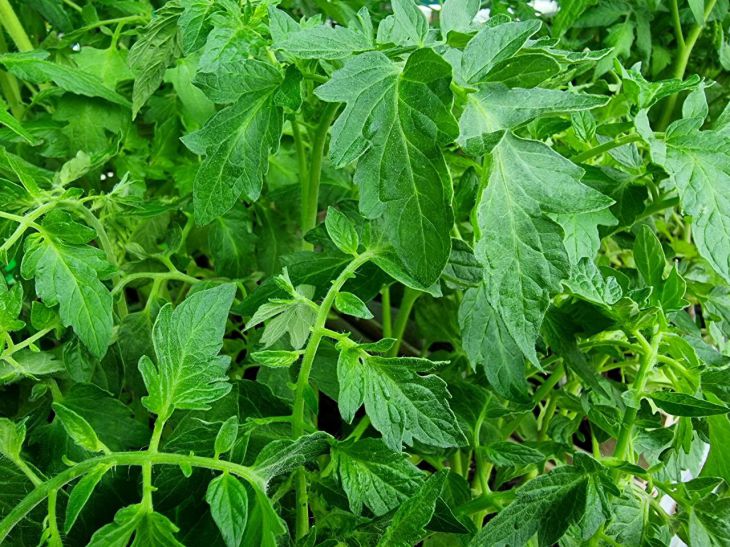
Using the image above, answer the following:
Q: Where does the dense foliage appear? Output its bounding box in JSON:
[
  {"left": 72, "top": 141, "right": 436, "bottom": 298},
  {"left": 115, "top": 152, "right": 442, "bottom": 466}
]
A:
[{"left": 1, "top": 0, "right": 730, "bottom": 545}]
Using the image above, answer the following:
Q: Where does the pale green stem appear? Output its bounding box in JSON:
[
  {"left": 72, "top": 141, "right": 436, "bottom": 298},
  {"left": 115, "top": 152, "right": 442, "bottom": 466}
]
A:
[
  {"left": 292, "top": 252, "right": 372, "bottom": 539},
  {"left": 301, "top": 103, "right": 339, "bottom": 247},
  {"left": 0, "top": 0, "right": 34, "bottom": 52},
  {"left": 0, "top": 451, "right": 265, "bottom": 543},
  {"left": 613, "top": 331, "right": 662, "bottom": 466}
]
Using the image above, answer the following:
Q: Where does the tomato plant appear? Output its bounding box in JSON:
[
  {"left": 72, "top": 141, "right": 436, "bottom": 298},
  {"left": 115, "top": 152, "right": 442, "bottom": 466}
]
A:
[{"left": 1, "top": 0, "right": 730, "bottom": 545}]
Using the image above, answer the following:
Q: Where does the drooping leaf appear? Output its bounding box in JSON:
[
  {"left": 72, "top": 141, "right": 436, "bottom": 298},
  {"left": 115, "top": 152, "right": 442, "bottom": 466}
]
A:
[
  {"left": 316, "top": 48, "right": 458, "bottom": 286},
  {"left": 473, "top": 133, "right": 612, "bottom": 366},
  {"left": 182, "top": 60, "right": 284, "bottom": 224},
  {"left": 205, "top": 473, "right": 249, "bottom": 547}
]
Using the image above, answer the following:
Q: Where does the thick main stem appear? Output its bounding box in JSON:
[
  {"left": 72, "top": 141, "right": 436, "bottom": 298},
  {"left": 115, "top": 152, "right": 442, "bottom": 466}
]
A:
[
  {"left": 292, "top": 252, "right": 371, "bottom": 539},
  {"left": 300, "top": 103, "right": 339, "bottom": 247},
  {"left": 613, "top": 331, "right": 662, "bottom": 464}
]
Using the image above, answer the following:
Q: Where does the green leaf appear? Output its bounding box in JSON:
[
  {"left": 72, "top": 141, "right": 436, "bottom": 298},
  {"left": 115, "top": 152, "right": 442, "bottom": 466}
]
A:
[
  {"left": 474, "top": 133, "right": 612, "bottom": 366},
  {"left": 316, "top": 48, "right": 458, "bottom": 286},
  {"left": 87, "top": 504, "right": 142, "bottom": 547},
  {"left": 178, "top": 0, "right": 218, "bottom": 54},
  {"left": 376, "top": 0, "right": 428, "bottom": 47},
  {"left": 133, "top": 510, "right": 184, "bottom": 546},
  {"left": 249, "top": 488, "right": 286, "bottom": 547},
  {"left": 551, "top": 0, "right": 597, "bottom": 37},
  {"left": 459, "top": 84, "right": 607, "bottom": 139},
  {"left": 20, "top": 232, "right": 113, "bottom": 357},
  {"left": 337, "top": 346, "right": 465, "bottom": 450},
  {"left": 64, "top": 464, "right": 111, "bottom": 532},
  {"left": 482, "top": 442, "right": 545, "bottom": 466},
  {"left": 0, "top": 278, "right": 24, "bottom": 332},
  {"left": 483, "top": 53, "right": 561, "bottom": 88},
  {"left": 377, "top": 469, "right": 447, "bottom": 547},
  {"left": 246, "top": 287, "right": 317, "bottom": 349},
  {"left": 335, "top": 291, "right": 373, "bottom": 319},
  {"left": 208, "top": 208, "right": 255, "bottom": 278},
  {"left": 251, "top": 350, "right": 301, "bottom": 368},
  {"left": 649, "top": 392, "right": 729, "bottom": 417},
  {"left": 634, "top": 225, "right": 665, "bottom": 288},
  {"left": 275, "top": 23, "right": 372, "bottom": 59},
  {"left": 253, "top": 432, "right": 332, "bottom": 482},
  {"left": 0, "top": 52, "right": 131, "bottom": 108},
  {"left": 0, "top": 418, "right": 26, "bottom": 461},
  {"left": 325, "top": 207, "right": 359, "bottom": 255},
  {"left": 335, "top": 438, "right": 423, "bottom": 515},
  {"left": 473, "top": 465, "right": 601, "bottom": 546},
  {"left": 690, "top": 495, "right": 730, "bottom": 546},
  {"left": 214, "top": 416, "right": 238, "bottom": 457},
  {"left": 459, "top": 283, "right": 529, "bottom": 402},
  {"left": 52, "top": 402, "right": 110, "bottom": 453},
  {"left": 0, "top": 107, "right": 37, "bottom": 144},
  {"left": 139, "top": 283, "right": 236, "bottom": 420},
  {"left": 182, "top": 60, "right": 283, "bottom": 225},
  {"left": 702, "top": 415, "right": 730, "bottom": 485},
  {"left": 128, "top": 3, "right": 182, "bottom": 116},
  {"left": 205, "top": 473, "right": 249, "bottom": 547},
  {"left": 461, "top": 20, "right": 541, "bottom": 83},
  {"left": 440, "top": 0, "right": 480, "bottom": 36},
  {"left": 656, "top": 128, "right": 730, "bottom": 284}
]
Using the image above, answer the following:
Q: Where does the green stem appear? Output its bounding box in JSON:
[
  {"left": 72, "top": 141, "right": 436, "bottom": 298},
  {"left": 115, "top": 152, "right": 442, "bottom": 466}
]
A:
[
  {"left": 0, "top": 201, "right": 57, "bottom": 257},
  {"left": 571, "top": 134, "right": 642, "bottom": 163},
  {"left": 381, "top": 285, "right": 392, "bottom": 339},
  {"left": 46, "top": 490, "right": 62, "bottom": 547},
  {"left": 301, "top": 103, "right": 339, "bottom": 247},
  {"left": 613, "top": 331, "right": 662, "bottom": 465},
  {"left": 345, "top": 415, "right": 371, "bottom": 441},
  {"left": 112, "top": 271, "right": 200, "bottom": 296},
  {"left": 0, "top": 30, "right": 23, "bottom": 118},
  {"left": 292, "top": 252, "right": 372, "bottom": 539},
  {"left": 141, "top": 418, "right": 166, "bottom": 511},
  {"left": 0, "top": 0, "right": 34, "bottom": 52},
  {"left": 658, "top": 0, "right": 718, "bottom": 130},
  {"left": 670, "top": 0, "right": 685, "bottom": 49},
  {"left": 387, "top": 287, "right": 421, "bottom": 357},
  {"left": 1, "top": 326, "right": 53, "bottom": 358},
  {"left": 292, "top": 115, "right": 309, "bottom": 246},
  {"left": 0, "top": 451, "right": 264, "bottom": 543}
]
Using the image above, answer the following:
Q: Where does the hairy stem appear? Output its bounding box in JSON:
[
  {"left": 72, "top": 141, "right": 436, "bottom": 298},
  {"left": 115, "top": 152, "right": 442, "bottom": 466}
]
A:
[
  {"left": 0, "top": 451, "right": 264, "bottom": 542},
  {"left": 292, "top": 251, "right": 371, "bottom": 539},
  {"left": 571, "top": 134, "right": 642, "bottom": 163},
  {"left": 301, "top": 103, "right": 339, "bottom": 247},
  {"left": 613, "top": 331, "right": 662, "bottom": 465}
]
